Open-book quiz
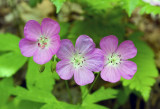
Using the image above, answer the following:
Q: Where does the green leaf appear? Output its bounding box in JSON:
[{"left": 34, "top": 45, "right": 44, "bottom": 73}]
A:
[
  {"left": 9, "top": 86, "right": 56, "bottom": 103},
  {"left": 139, "top": 3, "right": 160, "bottom": 15},
  {"left": 16, "top": 100, "right": 43, "bottom": 109},
  {"left": 0, "top": 78, "right": 14, "bottom": 107},
  {"left": 50, "top": 0, "right": 66, "bottom": 13},
  {"left": 0, "top": 52, "right": 27, "bottom": 77},
  {"left": 83, "top": 87, "right": 119, "bottom": 104},
  {"left": 123, "top": 0, "right": 139, "bottom": 17},
  {"left": 0, "top": 33, "right": 20, "bottom": 52},
  {"left": 41, "top": 101, "right": 109, "bottom": 109},
  {"left": 41, "top": 101, "right": 79, "bottom": 109},
  {"left": 26, "top": 58, "right": 59, "bottom": 92},
  {"left": 122, "top": 32, "right": 159, "bottom": 101},
  {"left": 1, "top": 98, "right": 43, "bottom": 109},
  {"left": 82, "top": 104, "right": 109, "bottom": 109},
  {"left": 0, "top": 33, "right": 27, "bottom": 77}
]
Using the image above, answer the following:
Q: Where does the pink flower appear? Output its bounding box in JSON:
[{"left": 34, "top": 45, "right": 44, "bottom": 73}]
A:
[
  {"left": 143, "top": 0, "right": 160, "bottom": 6},
  {"left": 56, "top": 35, "right": 104, "bottom": 86},
  {"left": 100, "top": 35, "right": 137, "bottom": 83},
  {"left": 19, "top": 18, "right": 60, "bottom": 65}
]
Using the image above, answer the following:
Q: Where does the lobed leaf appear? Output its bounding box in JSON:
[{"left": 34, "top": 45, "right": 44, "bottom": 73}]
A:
[
  {"left": 122, "top": 32, "right": 159, "bottom": 101},
  {"left": 83, "top": 87, "right": 119, "bottom": 104}
]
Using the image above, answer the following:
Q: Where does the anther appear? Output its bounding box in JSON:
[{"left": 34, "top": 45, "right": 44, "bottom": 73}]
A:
[{"left": 38, "top": 43, "right": 41, "bottom": 47}]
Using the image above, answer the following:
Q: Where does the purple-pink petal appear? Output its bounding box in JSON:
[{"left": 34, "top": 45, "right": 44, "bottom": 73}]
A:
[
  {"left": 75, "top": 35, "right": 95, "bottom": 55},
  {"left": 24, "top": 20, "right": 41, "bottom": 41},
  {"left": 119, "top": 61, "right": 137, "bottom": 79},
  {"left": 85, "top": 48, "right": 104, "bottom": 72},
  {"left": 100, "top": 65, "right": 121, "bottom": 83},
  {"left": 56, "top": 39, "right": 75, "bottom": 60},
  {"left": 19, "top": 38, "right": 38, "bottom": 57},
  {"left": 33, "top": 48, "right": 53, "bottom": 65},
  {"left": 116, "top": 40, "right": 137, "bottom": 60},
  {"left": 41, "top": 18, "right": 60, "bottom": 38},
  {"left": 56, "top": 60, "right": 74, "bottom": 80},
  {"left": 74, "top": 67, "right": 95, "bottom": 86},
  {"left": 49, "top": 35, "right": 60, "bottom": 55},
  {"left": 100, "top": 35, "right": 118, "bottom": 55}
]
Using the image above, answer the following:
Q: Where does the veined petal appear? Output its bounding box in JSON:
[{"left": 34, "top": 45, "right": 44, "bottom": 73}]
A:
[
  {"left": 56, "top": 39, "right": 75, "bottom": 60},
  {"left": 74, "top": 67, "right": 95, "bottom": 86},
  {"left": 116, "top": 40, "right": 137, "bottom": 60},
  {"left": 49, "top": 35, "right": 60, "bottom": 55},
  {"left": 100, "top": 35, "right": 118, "bottom": 55},
  {"left": 41, "top": 18, "right": 60, "bottom": 37},
  {"left": 19, "top": 38, "right": 38, "bottom": 57},
  {"left": 33, "top": 48, "right": 53, "bottom": 65},
  {"left": 24, "top": 20, "right": 41, "bottom": 41},
  {"left": 119, "top": 61, "right": 137, "bottom": 79},
  {"left": 85, "top": 48, "right": 104, "bottom": 72},
  {"left": 75, "top": 35, "right": 95, "bottom": 55},
  {"left": 56, "top": 60, "right": 74, "bottom": 80},
  {"left": 100, "top": 65, "right": 121, "bottom": 83}
]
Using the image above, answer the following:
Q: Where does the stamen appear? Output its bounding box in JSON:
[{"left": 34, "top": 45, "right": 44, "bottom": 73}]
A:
[
  {"left": 71, "top": 52, "right": 85, "bottom": 68},
  {"left": 38, "top": 43, "right": 41, "bottom": 47},
  {"left": 37, "top": 36, "right": 49, "bottom": 49},
  {"left": 107, "top": 53, "right": 122, "bottom": 66}
]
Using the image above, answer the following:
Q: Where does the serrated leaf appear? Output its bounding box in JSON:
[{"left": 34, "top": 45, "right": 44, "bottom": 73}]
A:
[
  {"left": 40, "top": 101, "right": 79, "bottom": 109},
  {"left": 140, "top": 3, "right": 160, "bottom": 15},
  {"left": 50, "top": 0, "right": 66, "bottom": 13},
  {"left": 83, "top": 87, "right": 119, "bottom": 104},
  {"left": 26, "top": 58, "right": 59, "bottom": 91},
  {"left": 0, "top": 52, "right": 27, "bottom": 77},
  {"left": 122, "top": 32, "right": 159, "bottom": 101},
  {"left": 9, "top": 86, "right": 56, "bottom": 103},
  {"left": 123, "top": 0, "right": 139, "bottom": 17},
  {"left": 41, "top": 101, "right": 108, "bottom": 109}
]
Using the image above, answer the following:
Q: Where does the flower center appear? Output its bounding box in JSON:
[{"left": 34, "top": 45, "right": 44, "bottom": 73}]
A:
[
  {"left": 37, "top": 36, "right": 48, "bottom": 49},
  {"left": 107, "top": 53, "right": 122, "bottom": 66},
  {"left": 71, "top": 53, "right": 86, "bottom": 68}
]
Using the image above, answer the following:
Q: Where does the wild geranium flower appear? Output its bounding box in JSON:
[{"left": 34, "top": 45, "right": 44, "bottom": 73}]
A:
[
  {"left": 100, "top": 35, "right": 137, "bottom": 83},
  {"left": 56, "top": 35, "right": 104, "bottom": 86},
  {"left": 19, "top": 18, "right": 60, "bottom": 65},
  {"left": 143, "top": 0, "right": 160, "bottom": 6}
]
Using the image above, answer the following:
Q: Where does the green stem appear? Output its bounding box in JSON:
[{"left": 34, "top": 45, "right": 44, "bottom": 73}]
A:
[
  {"left": 82, "top": 73, "right": 100, "bottom": 102},
  {"left": 65, "top": 80, "right": 73, "bottom": 104}
]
